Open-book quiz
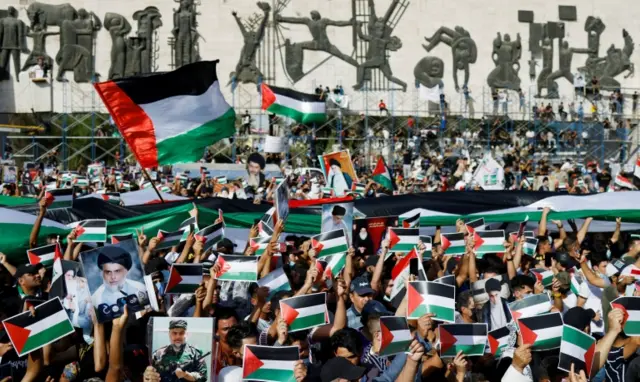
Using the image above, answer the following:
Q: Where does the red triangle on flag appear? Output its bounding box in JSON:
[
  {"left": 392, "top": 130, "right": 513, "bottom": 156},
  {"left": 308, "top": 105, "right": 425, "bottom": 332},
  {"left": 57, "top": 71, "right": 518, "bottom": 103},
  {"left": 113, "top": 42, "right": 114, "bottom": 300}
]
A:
[
  {"left": 441, "top": 235, "right": 451, "bottom": 251},
  {"left": 402, "top": 221, "right": 410, "bottom": 228},
  {"left": 242, "top": 346, "right": 264, "bottom": 378},
  {"left": 372, "top": 157, "right": 387, "bottom": 176},
  {"left": 112, "top": 237, "right": 120, "bottom": 244},
  {"left": 612, "top": 303, "right": 629, "bottom": 326},
  {"left": 380, "top": 320, "right": 394, "bottom": 353},
  {"left": 517, "top": 320, "right": 538, "bottom": 346},
  {"left": 44, "top": 192, "right": 54, "bottom": 207},
  {"left": 473, "top": 232, "right": 484, "bottom": 249},
  {"left": 511, "top": 310, "right": 522, "bottom": 321},
  {"left": 74, "top": 225, "right": 86, "bottom": 238},
  {"left": 249, "top": 239, "right": 259, "bottom": 251},
  {"left": 311, "top": 238, "right": 324, "bottom": 253},
  {"left": 280, "top": 302, "right": 299, "bottom": 325},
  {"left": 3, "top": 321, "right": 31, "bottom": 354},
  {"left": 216, "top": 257, "right": 230, "bottom": 278},
  {"left": 315, "top": 261, "right": 325, "bottom": 275},
  {"left": 532, "top": 271, "right": 543, "bottom": 284},
  {"left": 27, "top": 251, "right": 41, "bottom": 265},
  {"left": 584, "top": 342, "right": 596, "bottom": 376},
  {"left": 54, "top": 244, "right": 63, "bottom": 261},
  {"left": 261, "top": 84, "right": 277, "bottom": 110},
  {"left": 388, "top": 229, "right": 400, "bottom": 249},
  {"left": 101, "top": 194, "right": 109, "bottom": 201},
  {"left": 439, "top": 327, "right": 458, "bottom": 355},
  {"left": 407, "top": 282, "right": 425, "bottom": 317},
  {"left": 488, "top": 334, "right": 500, "bottom": 355},
  {"left": 166, "top": 267, "right": 184, "bottom": 293}
]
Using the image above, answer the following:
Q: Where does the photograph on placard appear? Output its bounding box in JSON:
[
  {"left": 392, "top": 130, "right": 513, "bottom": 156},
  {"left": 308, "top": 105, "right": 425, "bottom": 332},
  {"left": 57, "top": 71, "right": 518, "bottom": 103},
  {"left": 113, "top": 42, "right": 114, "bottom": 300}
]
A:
[
  {"left": 322, "top": 203, "right": 354, "bottom": 245},
  {"left": 322, "top": 150, "right": 358, "bottom": 196},
  {"left": 352, "top": 216, "right": 399, "bottom": 256}
]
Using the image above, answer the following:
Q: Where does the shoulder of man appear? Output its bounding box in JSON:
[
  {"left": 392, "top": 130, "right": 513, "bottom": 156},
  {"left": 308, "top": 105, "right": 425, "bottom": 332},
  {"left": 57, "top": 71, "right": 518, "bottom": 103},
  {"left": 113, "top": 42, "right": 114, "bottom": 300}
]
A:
[
  {"left": 185, "top": 344, "right": 204, "bottom": 357},
  {"left": 152, "top": 345, "right": 169, "bottom": 359}
]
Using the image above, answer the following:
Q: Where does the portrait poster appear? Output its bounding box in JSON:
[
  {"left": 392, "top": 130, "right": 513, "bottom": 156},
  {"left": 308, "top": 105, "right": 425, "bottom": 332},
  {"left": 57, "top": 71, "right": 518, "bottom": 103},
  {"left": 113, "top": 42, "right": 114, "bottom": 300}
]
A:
[
  {"left": 274, "top": 181, "right": 289, "bottom": 225},
  {"left": 151, "top": 317, "right": 215, "bottom": 382},
  {"left": 322, "top": 203, "right": 354, "bottom": 245},
  {"left": 49, "top": 260, "right": 93, "bottom": 334},
  {"left": 322, "top": 150, "right": 358, "bottom": 196},
  {"left": 80, "top": 239, "right": 149, "bottom": 323},
  {"left": 352, "top": 216, "right": 399, "bottom": 256},
  {"left": 2, "top": 166, "right": 17, "bottom": 184}
]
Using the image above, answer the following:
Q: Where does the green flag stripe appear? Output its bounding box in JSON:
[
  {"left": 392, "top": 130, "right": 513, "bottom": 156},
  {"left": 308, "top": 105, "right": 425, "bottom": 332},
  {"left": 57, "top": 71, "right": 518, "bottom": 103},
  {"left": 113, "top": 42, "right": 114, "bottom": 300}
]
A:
[
  {"left": 563, "top": 326, "right": 594, "bottom": 350},
  {"left": 217, "top": 271, "right": 257, "bottom": 282},
  {"left": 476, "top": 244, "right": 506, "bottom": 253},
  {"left": 247, "top": 368, "right": 295, "bottom": 382},
  {"left": 381, "top": 340, "right": 412, "bottom": 356},
  {"left": 624, "top": 320, "right": 640, "bottom": 335},
  {"left": 22, "top": 319, "right": 73, "bottom": 353},
  {"left": 289, "top": 312, "right": 326, "bottom": 332},
  {"left": 77, "top": 233, "right": 106, "bottom": 242},
  {"left": 442, "top": 344, "right": 485, "bottom": 357},
  {"left": 428, "top": 304, "right": 455, "bottom": 322},
  {"left": 534, "top": 337, "right": 562, "bottom": 351},
  {"left": 318, "top": 244, "right": 349, "bottom": 257},
  {"left": 391, "top": 243, "right": 418, "bottom": 252},
  {"left": 266, "top": 103, "right": 326, "bottom": 124},
  {"left": 408, "top": 304, "right": 429, "bottom": 319},
  {"left": 445, "top": 245, "right": 466, "bottom": 254}
]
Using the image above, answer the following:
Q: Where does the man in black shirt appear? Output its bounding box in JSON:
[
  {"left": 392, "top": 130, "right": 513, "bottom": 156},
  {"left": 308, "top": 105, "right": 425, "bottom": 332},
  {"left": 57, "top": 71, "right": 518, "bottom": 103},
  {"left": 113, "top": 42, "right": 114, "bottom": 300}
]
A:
[
  {"left": 596, "top": 168, "right": 612, "bottom": 190},
  {"left": 504, "top": 165, "right": 515, "bottom": 190}
]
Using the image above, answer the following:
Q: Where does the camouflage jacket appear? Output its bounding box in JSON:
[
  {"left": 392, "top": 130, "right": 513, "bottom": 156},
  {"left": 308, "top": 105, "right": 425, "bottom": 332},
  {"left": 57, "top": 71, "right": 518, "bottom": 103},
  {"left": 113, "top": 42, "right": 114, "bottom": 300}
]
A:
[{"left": 151, "top": 344, "right": 207, "bottom": 382}]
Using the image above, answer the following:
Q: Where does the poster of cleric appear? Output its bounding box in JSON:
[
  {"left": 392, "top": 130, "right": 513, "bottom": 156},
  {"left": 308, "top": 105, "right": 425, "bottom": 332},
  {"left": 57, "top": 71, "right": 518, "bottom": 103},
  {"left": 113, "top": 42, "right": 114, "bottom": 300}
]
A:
[{"left": 80, "top": 240, "right": 150, "bottom": 323}]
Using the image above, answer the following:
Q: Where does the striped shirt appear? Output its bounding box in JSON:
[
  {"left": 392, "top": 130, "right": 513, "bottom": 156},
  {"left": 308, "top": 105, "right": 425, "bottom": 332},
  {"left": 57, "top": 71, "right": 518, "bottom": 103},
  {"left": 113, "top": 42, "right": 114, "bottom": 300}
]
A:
[
  {"left": 605, "top": 346, "right": 625, "bottom": 382},
  {"left": 361, "top": 342, "right": 388, "bottom": 373}
]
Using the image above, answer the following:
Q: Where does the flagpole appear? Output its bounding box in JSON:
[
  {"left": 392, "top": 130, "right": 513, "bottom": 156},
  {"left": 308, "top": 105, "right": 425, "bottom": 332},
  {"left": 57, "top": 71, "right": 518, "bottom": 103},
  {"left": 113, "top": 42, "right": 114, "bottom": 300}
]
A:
[{"left": 142, "top": 168, "right": 165, "bottom": 203}]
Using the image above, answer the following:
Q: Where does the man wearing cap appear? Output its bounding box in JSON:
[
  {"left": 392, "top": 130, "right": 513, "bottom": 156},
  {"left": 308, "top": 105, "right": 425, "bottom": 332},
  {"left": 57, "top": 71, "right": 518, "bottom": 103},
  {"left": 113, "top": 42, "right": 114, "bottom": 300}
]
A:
[
  {"left": 91, "top": 246, "right": 147, "bottom": 314},
  {"left": 152, "top": 320, "right": 208, "bottom": 382},
  {"left": 322, "top": 205, "right": 350, "bottom": 240},
  {"left": 347, "top": 276, "right": 375, "bottom": 329},
  {"left": 360, "top": 300, "right": 393, "bottom": 372},
  {"left": 246, "top": 152, "right": 266, "bottom": 189}
]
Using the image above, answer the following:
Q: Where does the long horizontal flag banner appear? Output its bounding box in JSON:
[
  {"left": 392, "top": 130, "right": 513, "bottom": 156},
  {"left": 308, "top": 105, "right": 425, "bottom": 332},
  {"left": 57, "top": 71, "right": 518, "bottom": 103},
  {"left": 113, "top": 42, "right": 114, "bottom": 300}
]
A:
[
  {"left": 401, "top": 212, "right": 420, "bottom": 228},
  {"left": 441, "top": 233, "right": 466, "bottom": 255},
  {"left": 611, "top": 296, "right": 640, "bottom": 336},
  {"left": 558, "top": 325, "right": 596, "bottom": 376},
  {"left": 27, "top": 243, "right": 62, "bottom": 267},
  {"left": 215, "top": 255, "right": 258, "bottom": 282},
  {"left": 243, "top": 345, "right": 299, "bottom": 382},
  {"left": 407, "top": 281, "right": 455, "bottom": 322},
  {"left": 73, "top": 220, "right": 107, "bottom": 243},
  {"left": 2, "top": 298, "right": 74, "bottom": 357},
  {"left": 311, "top": 229, "right": 348, "bottom": 257},
  {"left": 379, "top": 316, "right": 412, "bottom": 357},
  {"left": 508, "top": 293, "right": 552, "bottom": 320},
  {"left": 94, "top": 61, "right": 236, "bottom": 168},
  {"left": 166, "top": 264, "right": 203, "bottom": 294},
  {"left": 388, "top": 228, "right": 420, "bottom": 254},
  {"left": 439, "top": 324, "right": 488, "bottom": 357},
  {"left": 517, "top": 312, "right": 563, "bottom": 351},
  {"left": 280, "top": 292, "right": 327, "bottom": 332}
]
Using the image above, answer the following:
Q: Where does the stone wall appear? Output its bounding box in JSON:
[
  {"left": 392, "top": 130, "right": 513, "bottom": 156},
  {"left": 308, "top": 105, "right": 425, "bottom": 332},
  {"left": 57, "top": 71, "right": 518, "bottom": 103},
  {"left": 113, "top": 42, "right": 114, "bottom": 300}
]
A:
[{"left": 0, "top": 0, "right": 637, "bottom": 114}]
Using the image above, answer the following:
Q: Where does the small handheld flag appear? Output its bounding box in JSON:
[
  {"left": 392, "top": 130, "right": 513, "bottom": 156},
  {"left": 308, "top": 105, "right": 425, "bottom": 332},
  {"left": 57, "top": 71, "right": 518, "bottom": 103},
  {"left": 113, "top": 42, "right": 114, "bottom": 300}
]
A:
[
  {"left": 279, "top": 292, "right": 327, "bottom": 332},
  {"left": 438, "top": 324, "right": 488, "bottom": 357},
  {"left": 166, "top": 264, "right": 203, "bottom": 294},
  {"left": 379, "top": 316, "right": 412, "bottom": 356}
]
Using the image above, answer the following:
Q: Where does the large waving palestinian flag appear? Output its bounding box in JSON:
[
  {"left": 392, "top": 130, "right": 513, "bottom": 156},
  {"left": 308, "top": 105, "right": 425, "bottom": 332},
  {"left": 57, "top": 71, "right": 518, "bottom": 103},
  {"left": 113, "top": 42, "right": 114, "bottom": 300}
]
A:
[
  {"left": 2, "top": 298, "right": 74, "bottom": 356},
  {"left": 261, "top": 84, "right": 326, "bottom": 124},
  {"left": 243, "top": 345, "right": 299, "bottom": 382},
  {"left": 94, "top": 61, "right": 236, "bottom": 168}
]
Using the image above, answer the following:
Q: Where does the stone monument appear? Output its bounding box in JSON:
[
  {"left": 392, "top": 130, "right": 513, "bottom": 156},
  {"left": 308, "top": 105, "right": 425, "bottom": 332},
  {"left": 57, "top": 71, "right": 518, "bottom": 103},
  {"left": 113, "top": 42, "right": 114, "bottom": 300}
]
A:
[
  {"left": 0, "top": 7, "right": 30, "bottom": 81},
  {"left": 133, "top": 7, "right": 162, "bottom": 74},
  {"left": 171, "top": 0, "right": 200, "bottom": 69},
  {"left": 422, "top": 26, "right": 477, "bottom": 91},
  {"left": 487, "top": 32, "right": 522, "bottom": 90},
  {"left": 231, "top": 2, "right": 271, "bottom": 85},
  {"left": 56, "top": 8, "right": 102, "bottom": 82}
]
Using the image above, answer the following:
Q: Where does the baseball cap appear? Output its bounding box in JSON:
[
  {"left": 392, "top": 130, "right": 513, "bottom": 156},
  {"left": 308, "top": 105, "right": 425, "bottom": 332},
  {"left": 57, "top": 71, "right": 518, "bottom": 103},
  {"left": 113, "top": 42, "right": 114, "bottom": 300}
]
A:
[
  {"left": 14, "top": 263, "right": 43, "bottom": 279},
  {"left": 350, "top": 276, "right": 375, "bottom": 296},
  {"left": 554, "top": 272, "right": 571, "bottom": 288},
  {"left": 555, "top": 252, "right": 577, "bottom": 269},
  {"left": 217, "top": 238, "right": 237, "bottom": 253},
  {"left": 563, "top": 307, "right": 596, "bottom": 330},
  {"left": 321, "top": 357, "right": 367, "bottom": 382}
]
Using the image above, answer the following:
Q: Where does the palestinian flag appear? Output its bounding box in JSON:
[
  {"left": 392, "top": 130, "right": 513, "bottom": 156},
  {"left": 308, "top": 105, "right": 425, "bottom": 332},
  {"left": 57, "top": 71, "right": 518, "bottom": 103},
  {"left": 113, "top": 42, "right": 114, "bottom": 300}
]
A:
[
  {"left": 419, "top": 236, "right": 433, "bottom": 259},
  {"left": 48, "top": 257, "right": 65, "bottom": 299},
  {"left": 311, "top": 229, "right": 348, "bottom": 257},
  {"left": 379, "top": 316, "right": 413, "bottom": 357},
  {"left": 175, "top": 173, "right": 189, "bottom": 182},
  {"left": 258, "top": 220, "right": 274, "bottom": 239},
  {"left": 73, "top": 177, "right": 89, "bottom": 187},
  {"left": 531, "top": 268, "right": 554, "bottom": 287},
  {"left": 249, "top": 236, "right": 271, "bottom": 256},
  {"left": 45, "top": 188, "right": 75, "bottom": 209},
  {"left": 261, "top": 83, "right": 326, "bottom": 124},
  {"left": 243, "top": 345, "right": 299, "bottom": 382},
  {"left": 466, "top": 218, "right": 485, "bottom": 233},
  {"left": 439, "top": 324, "right": 488, "bottom": 357},
  {"left": 558, "top": 325, "right": 596, "bottom": 376},
  {"left": 517, "top": 312, "right": 563, "bottom": 351},
  {"left": 523, "top": 238, "right": 538, "bottom": 256},
  {"left": 388, "top": 228, "right": 420, "bottom": 254},
  {"left": 407, "top": 281, "right": 455, "bottom": 322},
  {"left": 474, "top": 230, "right": 506, "bottom": 255},
  {"left": 260, "top": 207, "right": 276, "bottom": 228},
  {"left": 441, "top": 233, "right": 466, "bottom": 255},
  {"left": 372, "top": 157, "right": 393, "bottom": 190},
  {"left": 570, "top": 274, "right": 587, "bottom": 297},
  {"left": 615, "top": 174, "right": 636, "bottom": 190},
  {"left": 140, "top": 181, "right": 153, "bottom": 190},
  {"left": 635, "top": 157, "right": 640, "bottom": 180},
  {"left": 509, "top": 231, "right": 534, "bottom": 242},
  {"left": 280, "top": 292, "right": 327, "bottom": 332},
  {"left": 215, "top": 175, "right": 228, "bottom": 185},
  {"left": 166, "top": 264, "right": 203, "bottom": 294},
  {"left": 257, "top": 267, "right": 291, "bottom": 299},
  {"left": 194, "top": 222, "right": 224, "bottom": 250},
  {"left": 402, "top": 212, "right": 420, "bottom": 228},
  {"left": 316, "top": 252, "right": 347, "bottom": 280},
  {"left": 488, "top": 326, "right": 511, "bottom": 357},
  {"left": 434, "top": 274, "right": 456, "bottom": 287},
  {"left": 610, "top": 297, "right": 640, "bottom": 335},
  {"left": 2, "top": 298, "right": 74, "bottom": 357},
  {"left": 156, "top": 229, "right": 185, "bottom": 249},
  {"left": 110, "top": 233, "right": 133, "bottom": 244},
  {"left": 351, "top": 182, "right": 366, "bottom": 196},
  {"left": 179, "top": 217, "right": 200, "bottom": 242},
  {"left": 94, "top": 61, "right": 236, "bottom": 168},
  {"left": 73, "top": 220, "right": 107, "bottom": 243},
  {"left": 27, "top": 243, "right": 62, "bottom": 267},
  {"left": 0, "top": 208, "right": 69, "bottom": 261},
  {"left": 215, "top": 255, "right": 258, "bottom": 282},
  {"left": 508, "top": 293, "right": 552, "bottom": 320},
  {"left": 100, "top": 192, "right": 121, "bottom": 204}
]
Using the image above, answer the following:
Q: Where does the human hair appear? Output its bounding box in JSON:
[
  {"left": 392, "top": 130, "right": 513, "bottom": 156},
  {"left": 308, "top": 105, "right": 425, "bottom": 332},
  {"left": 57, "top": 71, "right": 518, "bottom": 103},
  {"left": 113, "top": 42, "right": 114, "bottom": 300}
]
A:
[
  {"left": 457, "top": 290, "right": 473, "bottom": 310},
  {"left": 214, "top": 306, "right": 239, "bottom": 333},
  {"left": 510, "top": 274, "right": 534, "bottom": 291},
  {"left": 589, "top": 251, "right": 608, "bottom": 267},
  {"left": 226, "top": 321, "right": 258, "bottom": 350},
  {"left": 330, "top": 328, "right": 363, "bottom": 357}
]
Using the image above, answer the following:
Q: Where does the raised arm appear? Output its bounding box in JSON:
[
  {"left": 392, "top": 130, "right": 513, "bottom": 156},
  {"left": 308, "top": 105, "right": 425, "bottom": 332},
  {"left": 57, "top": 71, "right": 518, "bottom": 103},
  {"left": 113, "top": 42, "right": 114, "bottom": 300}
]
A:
[
  {"left": 29, "top": 198, "right": 48, "bottom": 248},
  {"left": 577, "top": 217, "right": 593, "bottom": 244},
  {"left": 232, "top": 12, "right": 248, "bottom": 36},
  {"left": 327, "top": 19, "right": 354, "bottom": 27},
  {"left": 275, "top": 14, "right": 307, "bottom": 25},
  {"left": 382, "top": 0, "right": 400, "bottom": 24}
]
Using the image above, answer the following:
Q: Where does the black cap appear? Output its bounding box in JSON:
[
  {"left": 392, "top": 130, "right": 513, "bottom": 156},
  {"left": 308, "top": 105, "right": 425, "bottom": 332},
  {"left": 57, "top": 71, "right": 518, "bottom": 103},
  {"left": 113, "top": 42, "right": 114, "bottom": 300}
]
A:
[
  {"left": 97, "top": 246, "right": 133, "bottom": 271},
  {"left": 169, "top": 319, "right": 188, "bottom": 330},
  {"left": 362, "top": 300, "right": 392, "bottom": 316},
  {"left": 144, "top": 256, "right": 168, "bottom": 275},
  {"left": 556, "top": 252, "right": 577, "bottom": 270},
  {"left": 248, "top": 153, "right": 265, "bottom": 169},
  {"left": 484, "top": 278, "right": 501, "bottom": 294},
  {"left": 14, "top": 263, "right": 43, "bottom": 279},
  {"left": 563, "top": 307, "right": 595, "bottom": 330},
  {"left": 217, "top": 238, "right": 236, "bottom": 253},
  {"left": 332, "top": 205, "right": 346, "bottom": 216},
  {"left": 365, "top": 255, "right": 379, "bottom": 268},
  {"left": 350, "top": 276, "right": 374, "bottom": 296},
  {"left": 321, "top": 357, "right": 367, "bottom": 382},
  {"left": 329, "top": 159, "right": 341, "bottom": 167}
]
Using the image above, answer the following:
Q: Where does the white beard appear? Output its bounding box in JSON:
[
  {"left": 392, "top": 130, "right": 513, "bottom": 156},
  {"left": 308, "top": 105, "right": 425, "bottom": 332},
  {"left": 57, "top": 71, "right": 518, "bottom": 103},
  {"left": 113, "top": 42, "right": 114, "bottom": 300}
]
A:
[{"left": 359, "top": 233, "right": 368, "bottom": 240}]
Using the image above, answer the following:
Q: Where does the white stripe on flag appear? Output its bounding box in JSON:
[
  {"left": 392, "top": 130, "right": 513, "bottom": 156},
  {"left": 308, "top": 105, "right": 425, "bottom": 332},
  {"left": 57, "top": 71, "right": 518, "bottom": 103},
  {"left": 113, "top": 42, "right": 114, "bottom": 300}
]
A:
[
  {"left": 295, "top": 304, "right": 326, "bottom": 318},
  {"left": 391, "top": 329, "right": 413, "bottom": 342},
  {"left": 228, "top": 261, "right": 257, "bottom": 273},
  {"left": 274, "top": 93, "right": 325, "bottom": 114},
  {"left": 26, "top": 310, "right": 68, "bottom": 334},
  {"left": 534, "top": 326, "right": 562, "bottom": 342},
  {"left": 179, "top": 276, "right": 202, "bottom": 285},
  {"left": 449, "top": 335, "right": 487, "bottom": 346},
  {"left": 259, "top": 360, "right": 298, "bottom": 371},
  {"left": 562, "top": 341, "right": 588, "bottom": 361}
]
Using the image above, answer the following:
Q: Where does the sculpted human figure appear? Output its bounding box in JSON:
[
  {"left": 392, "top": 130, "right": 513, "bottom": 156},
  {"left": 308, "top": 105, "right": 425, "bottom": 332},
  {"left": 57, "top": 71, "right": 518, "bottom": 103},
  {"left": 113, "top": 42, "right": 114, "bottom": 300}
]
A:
[
  {"left": 104, "top": 13, "right": 131, "bottom": 79},
  {"left": 0, "top": 6, "right": 30, "bottom": 81},
  {"left": 487, "top": 32, "right": 522, "bottom": 90},
  {"left": 536, "top": 37, "right": 553, "bottom": 97},
  {"left": 545, "top": 39, "right": 575, "bottom": 98},
  {"left": 21, "top": 12, "right": 58, "bottom": 72},
  {"left": 56, "top": 8, "right": 101, "bottom": 82},
  {"left": 422, "top": 26, "right": 477, "bottom": 91},
  {"left": 172, "top": 0, "right": 199, "bottom": 68},
  {"left": 133, "top": 6, "right": 162, "bottom": 74},
  {"left": 231, "top": 2, "right": 271, "bottom": 84},
  {"left": 413, "top": 56, "right": 444, "bottom": 89}
]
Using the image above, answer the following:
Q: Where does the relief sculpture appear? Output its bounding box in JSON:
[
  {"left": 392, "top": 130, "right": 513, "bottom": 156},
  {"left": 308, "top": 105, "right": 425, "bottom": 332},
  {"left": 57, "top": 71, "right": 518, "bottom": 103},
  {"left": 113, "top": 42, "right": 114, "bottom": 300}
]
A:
[
  {"left": 56, "top": 8, "right": 102, "bottom": 82},
  {"left": 171, "top": 0, "right": 201, "bottom": 68},
  {"left": 422, "top": 26, "right": 476, "bottom": 91},
  {"left": 0, "top": 6, "right": 30, "bottom": 81},
  {"left": 487, "top": 32, "right": 522, "bottom": 91},
  {"left": 231, "top": 2, "right": 271, "bottom": 85}
]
